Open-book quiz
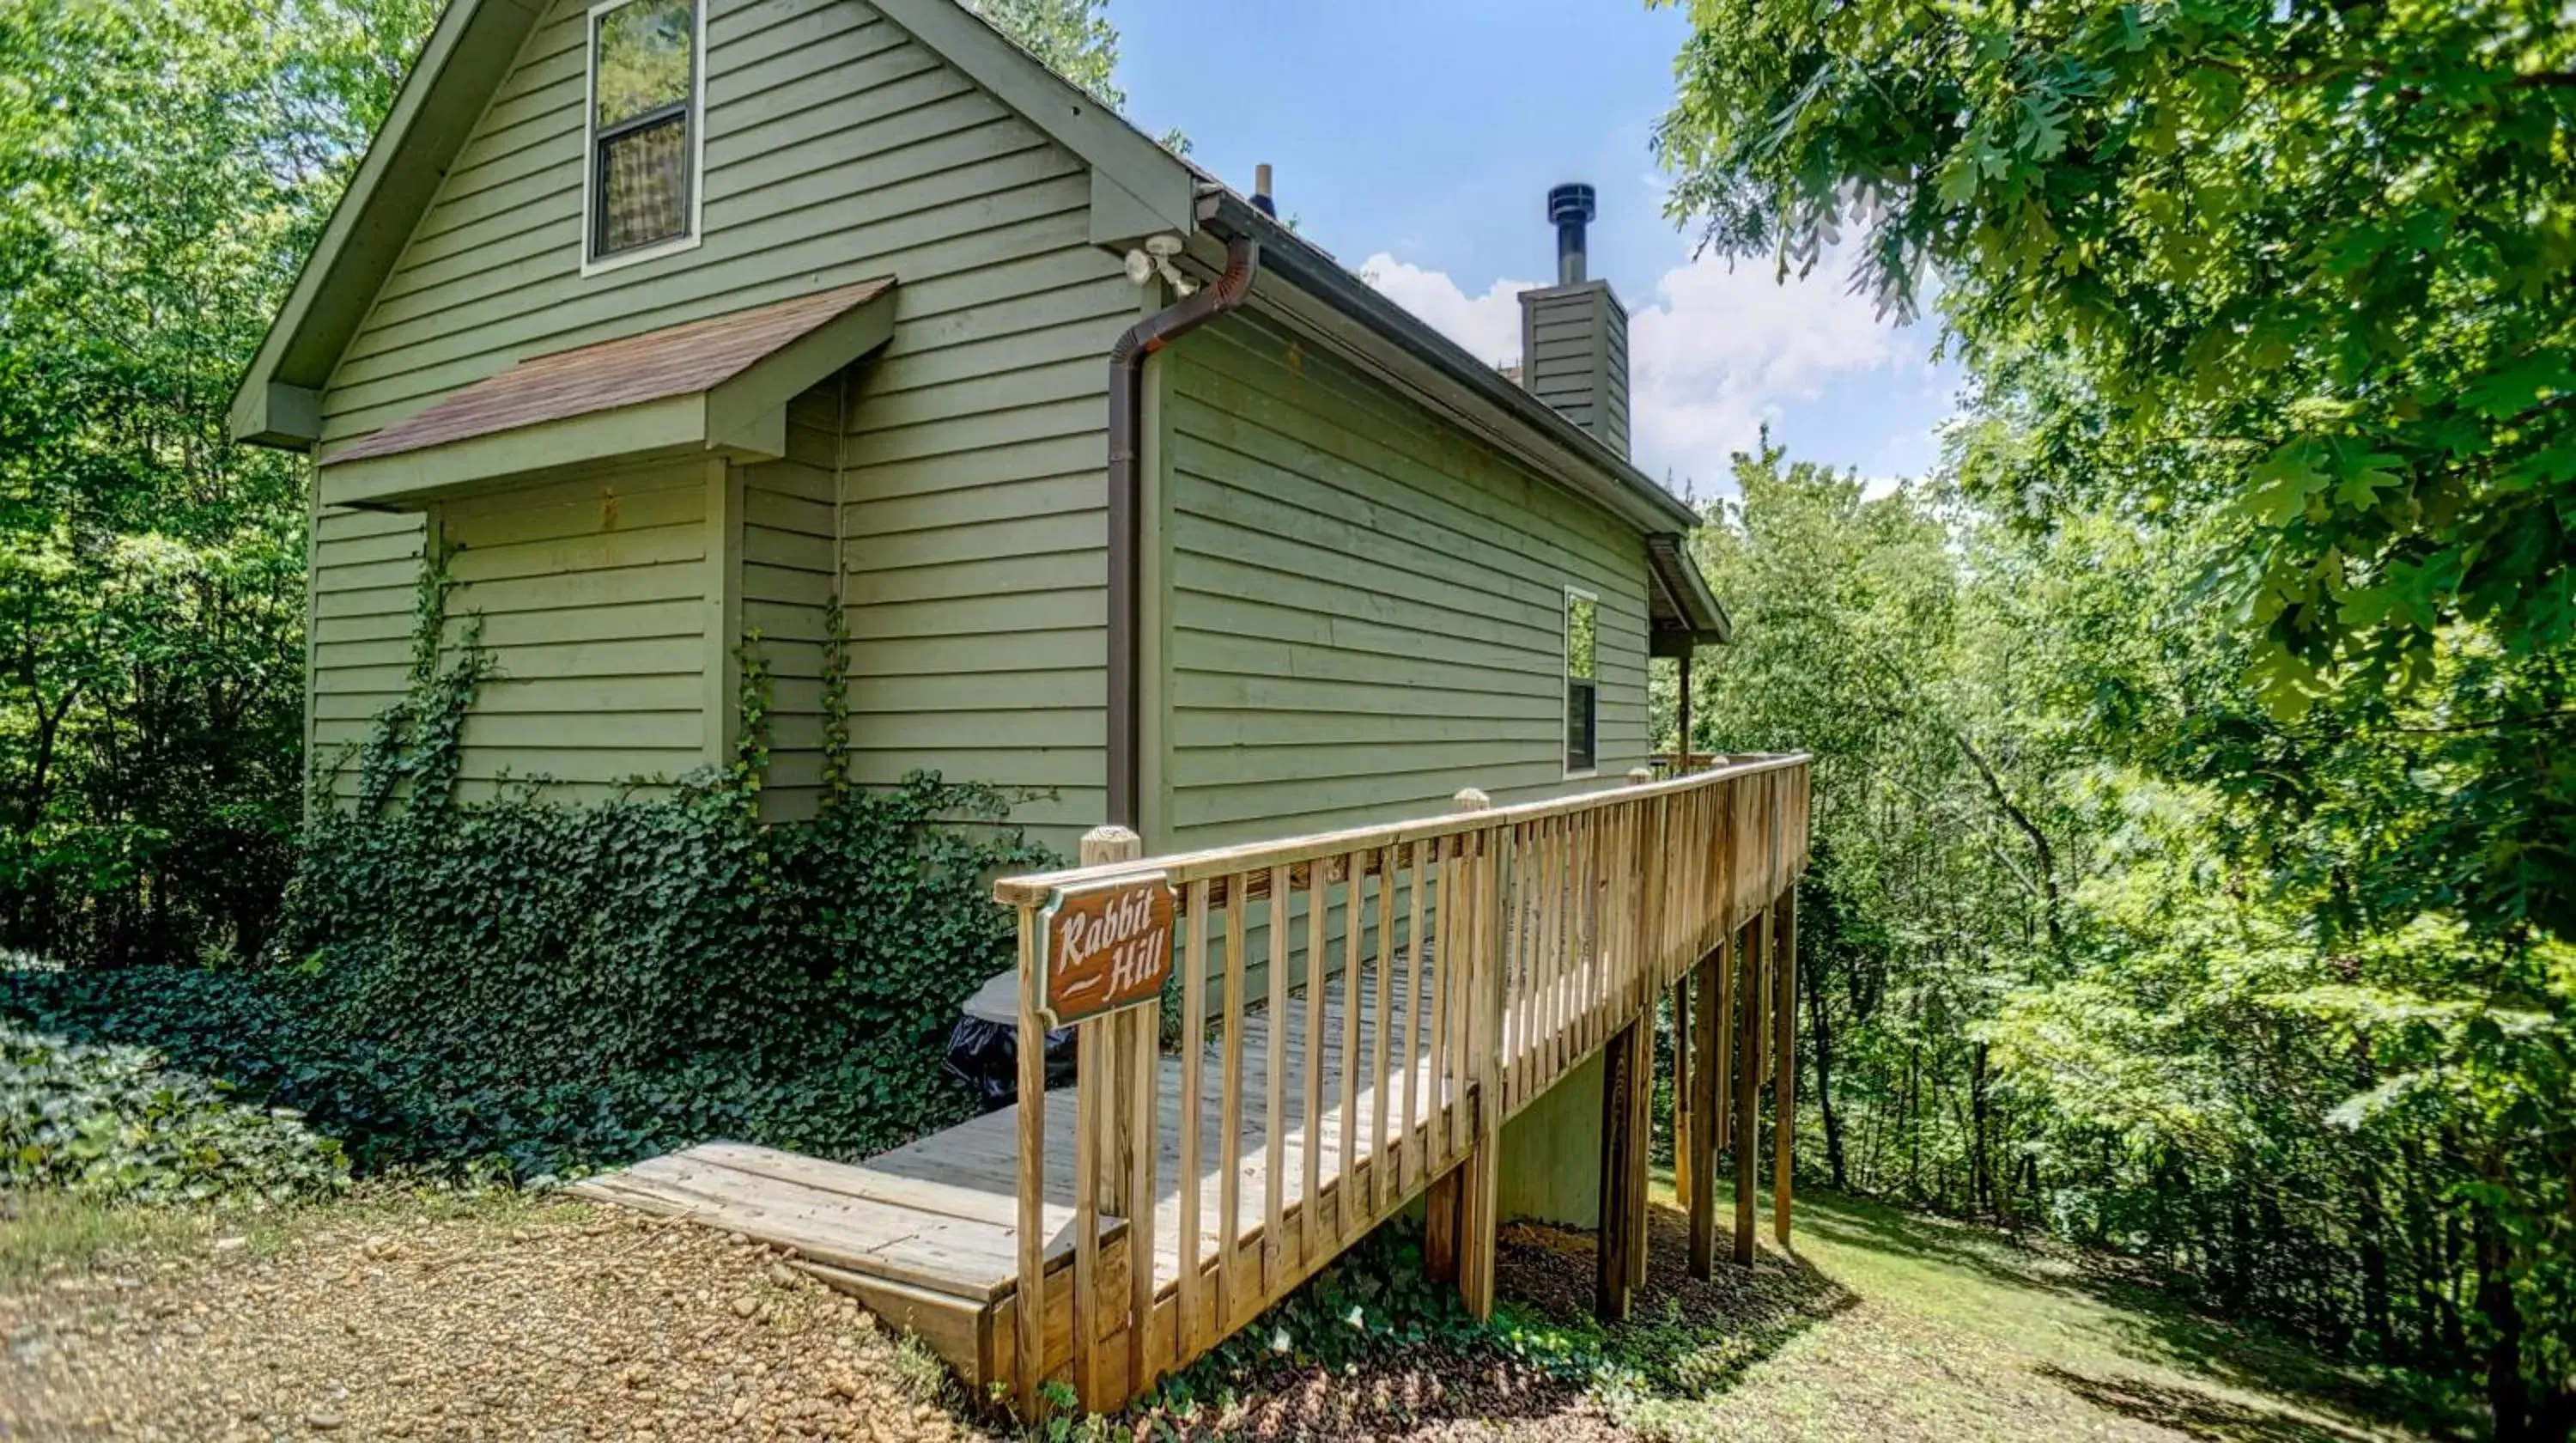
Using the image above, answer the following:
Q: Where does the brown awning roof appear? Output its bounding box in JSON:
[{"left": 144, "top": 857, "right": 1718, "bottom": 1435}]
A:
[{"left": 329, "top": 277, "right": 897, "bottom": 465}]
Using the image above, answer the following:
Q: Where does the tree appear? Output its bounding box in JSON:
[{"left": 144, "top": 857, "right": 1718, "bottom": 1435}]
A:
[
  {"left": 1658, "top": 4, "right": 2574, "bottom": 1430},
  {"left": 0, "top": 0, "right": 433, "bottom": 961},
  {"left": 1656, "top": 0, "right": 2573, "bottom": 713},
  {"left": 966, "top": 0, "right": 1125, "bottom": 105}
]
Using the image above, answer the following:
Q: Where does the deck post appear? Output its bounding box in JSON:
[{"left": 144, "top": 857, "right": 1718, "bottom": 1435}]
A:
[
  {"left": 1072, "top": 824, "right": 1143, "bottom": 1413},
  {"left": 1734, "top": 904, "right": 1767, "bottom": 1266},
  {"left": 1596, "top": 1011, "right": 1648, "bottom": 1320},
  {"left": 1461, "top": 788, "right": 1504, "bottom": 1318},
  {"left": 1671, "top": 971, "right": 1692, "bottom": 1213},
  {"left": 1013, "top": 904, "right": 1047, "bottom": 1420},
  {"left": 1426, "top": 787, "right": 1498, "bottom": 1310},
  {"left": 1686, "top": 937, "right": 1722, "bottom": 1278},
  {"left": 1773, "top": 884, "right": 1796, "bottom": 1251}
]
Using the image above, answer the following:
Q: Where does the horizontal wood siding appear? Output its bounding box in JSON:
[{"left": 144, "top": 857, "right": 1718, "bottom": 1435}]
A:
[
  {"left": 310, "top": 507, "right": 428, "bottom": 800},
  {"left": 739, "top": 383, "right": 841, "bottom": 820},
  {"left": 323, "top": 0, "right": 1117, "bottom": 444},
  {"left": 436, "top": 460, "right": 713, "bottom": 799},
  {"left": 1161, "top": 312, "right": 1652, "bottom": 849},
  {"left": 313, "top": 0, "right": 1133, "bottom": 835}
]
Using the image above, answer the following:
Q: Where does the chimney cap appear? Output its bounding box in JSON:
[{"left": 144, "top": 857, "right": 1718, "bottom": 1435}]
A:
[{"left": 1546, "top": 183, "right": 1596, "bottom": 227}]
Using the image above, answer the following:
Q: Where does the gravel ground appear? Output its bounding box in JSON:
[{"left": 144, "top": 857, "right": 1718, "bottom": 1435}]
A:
[{"left": 0, "top": 1197, "right": 986, "bottom": 1443}]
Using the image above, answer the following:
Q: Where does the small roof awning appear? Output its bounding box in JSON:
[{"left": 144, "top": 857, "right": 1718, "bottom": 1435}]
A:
[
  {"left": 1645, "top": 533, "right": 1732, "bottom": 655},
  {"left": 319, "top": 277, "right": 897, "bottom": 508}
]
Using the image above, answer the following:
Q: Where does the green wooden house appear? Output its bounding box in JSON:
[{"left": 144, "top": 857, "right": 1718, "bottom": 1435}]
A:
[{"left": 231, "top": 0, "right": 1730, "bottom": 855}]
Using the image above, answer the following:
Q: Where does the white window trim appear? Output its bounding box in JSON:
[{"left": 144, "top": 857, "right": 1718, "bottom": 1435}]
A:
[
  {"left": 580, "top": 0, "right": 708, "bottom": 278},
  {"left": 1562, "top": 584, "right": 1600, "bottom": 781}
]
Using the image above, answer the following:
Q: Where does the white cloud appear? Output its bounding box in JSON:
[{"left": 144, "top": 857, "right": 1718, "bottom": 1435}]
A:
[
  {"left": 1357, "top": 253, "right": 1540, "bottom": 370},
  {"left": 1358, "top": 246, "right": 1923, "bottom": 493}
]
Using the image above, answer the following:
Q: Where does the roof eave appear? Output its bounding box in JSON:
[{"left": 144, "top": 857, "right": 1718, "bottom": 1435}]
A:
[
  {"left": 1646, "top": 534, "right": 1732, "bottom": 648},
  {"left": 1196, "top": 189, "right": 1698, "bottom": 537}
]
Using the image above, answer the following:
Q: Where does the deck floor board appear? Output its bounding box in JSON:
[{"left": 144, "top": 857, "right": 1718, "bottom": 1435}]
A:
[{"left": 574, "top": 957, "right": 1467, "bottom": 1310}]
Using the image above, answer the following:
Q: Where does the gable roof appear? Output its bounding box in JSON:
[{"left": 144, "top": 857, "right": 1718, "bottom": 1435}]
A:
[
  {"left": 236, "top": 0, "right": 1719, "bottom": 624},
  {"left": 228, "top": 0, "right": 1193, "bottom": 449}
]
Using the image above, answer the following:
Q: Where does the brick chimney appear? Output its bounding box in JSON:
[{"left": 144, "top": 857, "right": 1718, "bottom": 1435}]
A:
[{"left": 1517, "top": 183, "right": 1631, "bottom": 459}]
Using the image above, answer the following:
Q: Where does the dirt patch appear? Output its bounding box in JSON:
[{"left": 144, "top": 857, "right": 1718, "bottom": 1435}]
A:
[{"left": 0, "top": 1197, "right": 984, "bottom": 1442}]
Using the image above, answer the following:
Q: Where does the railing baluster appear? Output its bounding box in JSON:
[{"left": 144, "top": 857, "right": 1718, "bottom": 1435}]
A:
[
  {"left": 1218, "top": 876, "right": 1247, "bottom": 1333},
  {"left": 1400, "top": 839, "right": 1425, "bottom": 1193},
  {"left": 1566, "top": 814, "right": 1587, "bottom": 1062},
  {"left": 1263, "top": 862, "right": 1290, "bottom": 1297},
  {"left": 1446, "top": 834, "right": 1473, "bottom": 1163},
  {"left": 1542, "top": 815, "right": 1567, "bottom": 1090},
  {"left": 1072, "top": 1004, "right": 1103, "bottom": 1408},
  {"left": 1428, "top": 835, "right": 1454, "bottom": 1164},
  {"left": 1127, "top": 983, "right": 1158, "bottom": 1396},
  {"left": 1176, "top": 879, "right": 1208, "bottom": 1367},
  {"left": 1370, "top": 845, "right": 1394, "bottom": 1218},
  {"left": 1300, "top": 859, "right": 1327, "bottom": 1270},
  {"left": 1338, "top": 847, "right": 1364, "bottom": 1243},
  {"left": 1513, "top": 820, "right": 1537, "bottom": 1108}
]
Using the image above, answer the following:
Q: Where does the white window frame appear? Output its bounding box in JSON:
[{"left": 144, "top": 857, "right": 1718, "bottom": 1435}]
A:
[
  {"left": 1562, "top": 584, "right": 1600, "bottom": 780},
  {"left": 580, "top": 0, "right": 708, "bottom": 277}
]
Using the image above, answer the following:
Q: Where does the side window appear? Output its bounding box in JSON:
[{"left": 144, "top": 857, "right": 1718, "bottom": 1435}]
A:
[
  {"left": 586, "top": 0, "right": 700, "bottom": 267},
  {"left": 1564, "top": 588, "right": 1598, "bottom": 775}
]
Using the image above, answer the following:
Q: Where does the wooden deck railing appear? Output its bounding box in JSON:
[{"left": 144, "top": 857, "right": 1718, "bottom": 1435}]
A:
[{"left": 990, "top": 753, "right": 1812, "bottom": 1415}]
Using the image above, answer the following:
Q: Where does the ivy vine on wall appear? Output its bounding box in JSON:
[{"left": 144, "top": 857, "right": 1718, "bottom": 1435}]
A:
[{"left": 7, "top": 566, "right": 1064, "bottom": 1179}]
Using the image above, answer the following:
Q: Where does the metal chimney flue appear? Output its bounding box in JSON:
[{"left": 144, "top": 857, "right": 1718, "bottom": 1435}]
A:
[
  {"left": 1547, "top": 182, "right": 1595, "bottom": 286},
  {"left": 1252, "top": 163, "right": 1277, "bottom": 218}
]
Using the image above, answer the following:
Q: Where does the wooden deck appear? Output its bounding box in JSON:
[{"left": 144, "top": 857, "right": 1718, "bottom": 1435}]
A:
[
  {"left": 574, "top": 957, "right": 1464, "bottom": 1391},
  {"left": 577, "top": 757, "right": 1814, "bottom": 1417}
]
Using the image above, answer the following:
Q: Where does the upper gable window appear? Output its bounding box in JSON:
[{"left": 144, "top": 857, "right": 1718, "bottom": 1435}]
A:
[{"left": 586, "top": 0, "right": 702, "bottom": 269}]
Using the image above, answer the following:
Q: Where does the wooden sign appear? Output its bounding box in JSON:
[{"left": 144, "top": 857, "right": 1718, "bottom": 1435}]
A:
[{"left": 1038, "top": 873, "right": 1176, "bottom": 1027}]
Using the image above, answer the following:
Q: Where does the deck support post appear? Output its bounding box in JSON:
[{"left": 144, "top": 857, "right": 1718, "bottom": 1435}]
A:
[
  {"left": 1773, "top": 886, "right": 1797, "bottom": 1251},
  {"left": 1671, "top": 973, "right": 1691, "bottom": 1214},
  {"left": 1425, "top": 1169, "right": 1461, "bottom": 1285},
  {"left": 1686, "top": 937, "right": 1723, "bottom": 1278},
  {"left": 1733, "top": 905, "right": 1767, "bottom": 1267},
  {"left": 1596, "top": 1009, "right": 1655, "bottom": 1320}
]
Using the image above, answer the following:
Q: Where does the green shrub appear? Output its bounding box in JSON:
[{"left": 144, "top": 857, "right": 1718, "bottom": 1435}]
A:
[
  {"left": 2, "top": 594, "right": 1059, "bottom": 1182},
  {"left": 1, "top": 1020, "right": 348, "bottom": 1202}
]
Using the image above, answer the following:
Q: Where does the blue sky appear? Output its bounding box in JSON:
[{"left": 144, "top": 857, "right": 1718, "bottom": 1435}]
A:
[{"left": 1109, "top": 0, "right": 1959, "bottom": 499}]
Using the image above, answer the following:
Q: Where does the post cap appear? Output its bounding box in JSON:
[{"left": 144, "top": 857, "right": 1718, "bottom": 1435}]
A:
[{"left": 1078, "top": 824, "right": 1145, "bottom": 864}]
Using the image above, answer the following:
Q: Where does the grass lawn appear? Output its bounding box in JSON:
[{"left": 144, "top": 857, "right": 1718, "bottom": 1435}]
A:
[
  {"left": 1561, "top": 1177, "right": 2469, "bottom": 1442},
  {"left": 1156, "top": 1175, "right": 2477, "bottom": 1441}
]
